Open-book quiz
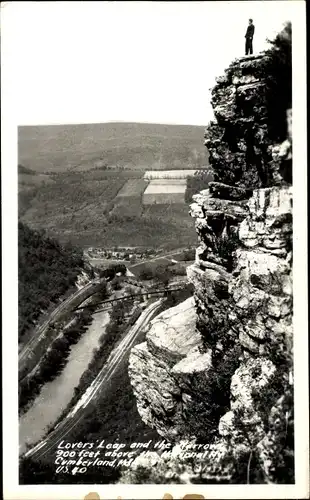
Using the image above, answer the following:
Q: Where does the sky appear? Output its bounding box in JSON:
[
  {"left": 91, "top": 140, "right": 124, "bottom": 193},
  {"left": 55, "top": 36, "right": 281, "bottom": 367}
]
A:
[{"left": 1, "top": 1, "right": 303, "bottom": 126}]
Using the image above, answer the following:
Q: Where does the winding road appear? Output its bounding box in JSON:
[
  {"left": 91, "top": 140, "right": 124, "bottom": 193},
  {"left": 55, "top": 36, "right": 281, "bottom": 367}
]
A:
[
  {"left": 88, "top": 248, "right": 189, "bottom": 272},
  {"left": 23, "top": 298, "right": 163, "bottom": 462}
]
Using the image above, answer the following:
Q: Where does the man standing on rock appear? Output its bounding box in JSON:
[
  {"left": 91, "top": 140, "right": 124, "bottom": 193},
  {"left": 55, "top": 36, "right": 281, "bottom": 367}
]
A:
[{"left": 245, "top": 19, "right": 255, "bottom": 55}]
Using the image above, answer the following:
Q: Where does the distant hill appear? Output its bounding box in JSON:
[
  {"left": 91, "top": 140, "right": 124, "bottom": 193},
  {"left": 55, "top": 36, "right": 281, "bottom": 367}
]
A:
[
  {"left": 18, "top": 122, "right": 210, "bottom": 250},
  {"left": 18, "top": 122, "right": 208, "bottom": 173}
]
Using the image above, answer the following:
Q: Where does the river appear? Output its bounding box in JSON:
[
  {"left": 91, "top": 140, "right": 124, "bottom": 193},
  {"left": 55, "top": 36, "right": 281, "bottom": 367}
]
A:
[{"left": 19, "top": 309, "right": 110, "bottom": 455}]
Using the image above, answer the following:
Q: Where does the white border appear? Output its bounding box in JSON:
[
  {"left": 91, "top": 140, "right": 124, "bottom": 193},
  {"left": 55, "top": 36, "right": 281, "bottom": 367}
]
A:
[{"left": 1, "top": 1, "right": 308, "bottom": 499}]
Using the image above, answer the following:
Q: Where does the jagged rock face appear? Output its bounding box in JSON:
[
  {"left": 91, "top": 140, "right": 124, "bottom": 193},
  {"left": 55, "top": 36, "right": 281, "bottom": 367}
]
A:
[
  {"left": 230, "top": 187, "right": 293, "bottom": 356},
  {"left": 127, "top": 50, "right": 293, "bottom": 484},
  {"left": 239, "top": 186, "right": 292, "bottom": 253},
  {"left": 128, "top": 182, "right": 292, "bottom": 481},
  {"left": 186, "top": 184, "right": 293, "bottom": 478},
  {"left": 129, "top": 298, "right": 214, "bottom": 441},
  {"left": 205, "top": 53, "right": 291, "bottom": 189},
  {"left": 256, "top": 388, "right": 294, "bottom": 483},
  {"left": 189, "top": 189, "right": 247, "bottom": 272}
]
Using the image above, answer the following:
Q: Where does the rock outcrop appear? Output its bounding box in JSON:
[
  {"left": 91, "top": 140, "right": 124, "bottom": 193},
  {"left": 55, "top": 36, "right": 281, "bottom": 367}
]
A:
[
  {"left": 129, "top": 298, "right": 215, "bottom": 441},
  {"left": 128, "top": 46, "right": 293, "bottom": 484},
  {"left": 206, "top": 52, "right": 291, "bottom": 190}
]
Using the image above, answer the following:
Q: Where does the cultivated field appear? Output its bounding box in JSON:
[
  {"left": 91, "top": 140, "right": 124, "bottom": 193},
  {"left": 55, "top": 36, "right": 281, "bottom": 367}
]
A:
[
  {"left": 116, "top": 179, "right": 148, "bottom": 197},
  {"left": 144, "top": 169, "right": 198, "bottom": 180},
  {"left": 148, "top": 179, "right": 187, "bottom": 185},
  {"left": 143, "top": 193, "right": 185, "bottom": 205},
  {"left": 144, "top": 183, "right": 186, "bottom": 194},
  {"left": 19, "top": 171, "right": 200, "bottom": 249},
  {"left": 111, "top": 196, "right": 143, "bottom": 218},
  {"left": 143, "top": 177, "right": 187, "bottom": 204}
]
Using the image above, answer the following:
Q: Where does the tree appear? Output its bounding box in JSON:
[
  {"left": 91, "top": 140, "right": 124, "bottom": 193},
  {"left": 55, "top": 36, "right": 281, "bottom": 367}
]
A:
[
  {"left": 185, "top": 169, "right": 214, "bottom": 203},
  {"left": 265, "top": 21, "right": 292, "bottom": 143},
  {"left": 113, "top": 263, "right": 127, "bottom": 275},
  {"left": 111, "top": 301, "right": 125, "bottom": 325},
  {"left": 111, "top": 276, "right": 122, "bottom": 291},
  {"left": 153, "top": 264, "right": 172, "bottom": 286},
  {"left": 138, "top": 265, "right": 155, "bottom": 281}
]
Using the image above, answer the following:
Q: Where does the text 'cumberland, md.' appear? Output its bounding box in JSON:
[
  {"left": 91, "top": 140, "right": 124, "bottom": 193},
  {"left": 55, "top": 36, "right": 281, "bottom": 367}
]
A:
[{"left": 55, "top": 439, "right": 213, "bottom": 475}]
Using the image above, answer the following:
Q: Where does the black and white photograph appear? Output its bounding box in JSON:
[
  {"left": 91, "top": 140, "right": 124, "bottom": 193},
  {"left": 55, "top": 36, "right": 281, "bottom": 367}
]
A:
[{"left": 1, "top": 1, "right": 308, "bottom": 499}]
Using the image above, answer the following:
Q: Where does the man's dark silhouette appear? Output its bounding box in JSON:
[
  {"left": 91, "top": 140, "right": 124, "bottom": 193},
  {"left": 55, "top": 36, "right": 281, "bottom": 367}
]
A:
[{"left": 245, "top": 19, "right": 255, "bottom": 55}]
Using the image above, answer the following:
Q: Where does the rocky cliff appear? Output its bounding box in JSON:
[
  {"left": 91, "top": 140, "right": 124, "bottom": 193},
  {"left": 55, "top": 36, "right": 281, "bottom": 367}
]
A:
[{"left": 127, "top": 38, "right": 293, "bottom": 485}]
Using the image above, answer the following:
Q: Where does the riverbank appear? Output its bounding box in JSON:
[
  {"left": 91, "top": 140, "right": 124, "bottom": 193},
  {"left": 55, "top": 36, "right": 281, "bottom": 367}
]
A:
[{"left": 19, "top": 309, "right": 110, "bottom": 455}]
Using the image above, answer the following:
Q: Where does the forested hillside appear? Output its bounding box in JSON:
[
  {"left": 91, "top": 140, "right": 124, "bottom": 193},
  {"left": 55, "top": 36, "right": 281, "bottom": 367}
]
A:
[
  {"left": 18, "top": 122, "right": 209, "bottom": 250},
  {"left": 18, "top": 222, "right": 87, "bottom": 342}
]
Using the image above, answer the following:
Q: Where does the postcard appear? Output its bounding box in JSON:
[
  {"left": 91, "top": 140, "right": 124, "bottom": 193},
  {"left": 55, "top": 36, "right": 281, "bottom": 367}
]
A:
[{"left": 1, "top": 1, "right": 308, "bottom": 499}]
